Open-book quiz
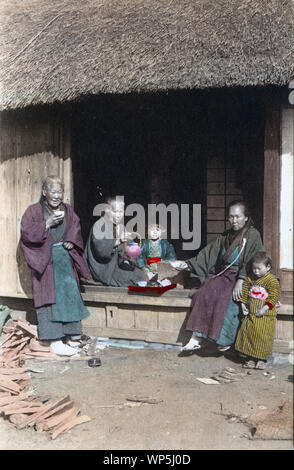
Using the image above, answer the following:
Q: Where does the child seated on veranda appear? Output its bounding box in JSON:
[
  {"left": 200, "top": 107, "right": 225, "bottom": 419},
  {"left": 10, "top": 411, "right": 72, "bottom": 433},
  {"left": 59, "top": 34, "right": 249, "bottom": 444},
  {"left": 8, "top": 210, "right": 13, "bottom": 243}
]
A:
[
  {"left": 235, "top": 251, "right": 280, "bottom": 370},
  {"left": 137, "top": 224, "right": 176, "bottom": 281}
]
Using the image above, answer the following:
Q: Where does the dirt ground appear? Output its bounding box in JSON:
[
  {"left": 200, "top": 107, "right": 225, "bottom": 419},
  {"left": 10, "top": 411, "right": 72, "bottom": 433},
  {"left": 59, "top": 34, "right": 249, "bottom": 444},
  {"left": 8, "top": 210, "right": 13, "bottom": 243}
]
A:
[{"left": 0, "top": 344, "right": 293, "bottom": 451}]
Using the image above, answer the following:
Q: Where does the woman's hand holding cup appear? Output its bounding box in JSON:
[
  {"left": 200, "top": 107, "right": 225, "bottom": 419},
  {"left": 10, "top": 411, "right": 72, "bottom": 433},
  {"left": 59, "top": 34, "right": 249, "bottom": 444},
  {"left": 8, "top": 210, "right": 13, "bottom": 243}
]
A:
[{"left": 45, "top": 210, "right": 64, "bottom": 230}]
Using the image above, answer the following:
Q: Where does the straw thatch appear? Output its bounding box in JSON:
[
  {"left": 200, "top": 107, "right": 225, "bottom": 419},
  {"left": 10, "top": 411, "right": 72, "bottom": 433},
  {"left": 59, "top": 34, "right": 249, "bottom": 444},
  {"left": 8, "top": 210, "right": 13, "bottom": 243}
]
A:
[{"left": 0, "top": 0, "right": 293, "bottom": 110}]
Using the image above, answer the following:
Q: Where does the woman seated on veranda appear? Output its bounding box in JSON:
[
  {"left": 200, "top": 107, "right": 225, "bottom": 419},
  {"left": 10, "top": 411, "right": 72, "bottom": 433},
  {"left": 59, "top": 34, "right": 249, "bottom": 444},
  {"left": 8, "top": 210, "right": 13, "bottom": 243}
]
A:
[{"left": 170, "top": 200, "right": 264, "bottom": 353}]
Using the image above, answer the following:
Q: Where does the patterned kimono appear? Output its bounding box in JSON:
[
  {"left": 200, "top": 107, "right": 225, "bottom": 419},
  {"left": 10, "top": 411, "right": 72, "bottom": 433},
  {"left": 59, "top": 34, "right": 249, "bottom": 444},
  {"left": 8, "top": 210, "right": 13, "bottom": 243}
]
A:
[{"left": 235, "top": 272, "right": 280, "bottom": 359}]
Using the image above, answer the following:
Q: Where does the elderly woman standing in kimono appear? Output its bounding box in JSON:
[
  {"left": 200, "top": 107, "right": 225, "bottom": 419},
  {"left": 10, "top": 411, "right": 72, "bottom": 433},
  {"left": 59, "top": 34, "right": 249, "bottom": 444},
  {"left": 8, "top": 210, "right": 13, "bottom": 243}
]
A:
[
  {"left": 171, "top": 200, "right": 263, "bottom": 353},
  {"left": 20, "top": 176, "right": 92, "bottom": 356}
]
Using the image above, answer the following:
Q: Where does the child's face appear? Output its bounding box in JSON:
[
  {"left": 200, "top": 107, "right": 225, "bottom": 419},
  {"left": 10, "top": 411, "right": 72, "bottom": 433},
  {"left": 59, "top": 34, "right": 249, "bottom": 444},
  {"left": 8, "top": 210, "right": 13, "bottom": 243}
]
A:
[
  {"left": 148, "top": 226, "right": 162, "bottom": 240},
  {"left": 252, "top": 262, "right": 271, "bottom": 278}
]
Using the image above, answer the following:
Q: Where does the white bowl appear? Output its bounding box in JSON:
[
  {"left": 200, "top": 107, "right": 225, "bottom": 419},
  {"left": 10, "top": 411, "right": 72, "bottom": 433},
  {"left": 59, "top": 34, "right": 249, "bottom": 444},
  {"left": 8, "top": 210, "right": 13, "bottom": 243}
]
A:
[{"left": 54, "top": 210, "right": 64, "bottom": 217}]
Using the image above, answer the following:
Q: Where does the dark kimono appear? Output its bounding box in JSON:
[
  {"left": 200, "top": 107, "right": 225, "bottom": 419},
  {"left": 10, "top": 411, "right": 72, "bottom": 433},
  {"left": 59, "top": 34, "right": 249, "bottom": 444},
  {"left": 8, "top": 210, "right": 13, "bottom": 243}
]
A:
[
  {"left": 186, "top": 226, "right": 263, "bottom": 346},
  {"left": 21, "top": 202, "right": 91, "bottom": 340},
  {"left": 85, "top": 216, "right": 144, "bottom": 287}
]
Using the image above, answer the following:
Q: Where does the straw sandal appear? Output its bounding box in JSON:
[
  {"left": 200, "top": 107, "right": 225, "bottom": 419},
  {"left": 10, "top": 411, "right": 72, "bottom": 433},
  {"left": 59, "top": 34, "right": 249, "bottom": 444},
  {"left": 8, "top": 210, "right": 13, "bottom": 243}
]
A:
[
  {"left": 242, "top": 359, "right": 256, "bottom": 369},
  {"left": 255, "top": 360, "right": 267, "bottom": 370}
]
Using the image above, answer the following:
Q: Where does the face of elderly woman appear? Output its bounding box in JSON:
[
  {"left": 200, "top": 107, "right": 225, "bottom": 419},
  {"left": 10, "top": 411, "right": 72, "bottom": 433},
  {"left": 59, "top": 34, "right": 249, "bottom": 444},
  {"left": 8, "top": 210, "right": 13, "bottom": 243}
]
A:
[
  {"left": 228, "top": 204, "right": 248, "bottom": 231},
  {"left": 105, "top": 200, "right": 125, "bottom": 224},
  {"left": 43, "top": 182, "right": 64, "bottom": 209}
]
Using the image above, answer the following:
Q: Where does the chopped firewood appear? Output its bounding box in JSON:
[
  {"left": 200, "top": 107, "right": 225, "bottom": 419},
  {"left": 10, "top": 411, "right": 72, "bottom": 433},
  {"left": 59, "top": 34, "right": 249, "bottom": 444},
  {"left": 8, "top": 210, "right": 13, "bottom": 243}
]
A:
[
  {"left": 0, "top": 332, "right": 15, "bottom": 346},
  {"left": 3, "top": 338, "right": 29, "bottom": 349},
  {"left": 15, "top": 321, "right": 37, "bottom": 337},
  {"left": 0, "top": 367, "right": 27, "bottom": 375},
  {"left": 4, "top": 406, "right": 46, "bottom": 415},
  {"left": 9, "top": 413, "right": 30, "bottom": 428},
  {"left": 21, "top": 351, "right": 57, "bottom": 359},
  {"left": 0, "top": 372, "right": 30, "bottom": 381},
  {"left": 33, "top": 398, "right": 75, "bottom": 425},
  {"left": 18, "top": 396, "right": 71, "bottom": 429},
  {"left": 2, "top": 349, "right": 19, "bottom": 360},
  {"left": 49, "top": 414, "right": 91, "bottom": 440},
  {"left": 29, "top": 338, "right": 50, "bottom": 352},
  {"left": 2, "top": 321, "right": 18, "bottom": 332},
  {"left": 0, "top": 320, "right": 91, "bottom": 439},
  {"left": 0, "top": 376, "right": 21, "bottom": 393},
  {"left": 3, "top": 360, "right": 22, "bottom": 368},
  {"left": 8, "top": 343, "right": 29, "bottom": 359},
  {"left": 36, "top": 401, "right": 80, "bottom": 432},
  {"left": 1, "top": 399, "right": 43, "bottom": 413},
  {"left": 0, "top": 392, "right": 29, "bottom": 406},
  {"left": 0, "top": 385, "right": 18, "bottom": 394},
  {"left": 17, "top": 380, "right": 31, "bottom": 391},
  {"left": 14, "top": 330, "right": 24, "bottom": 336}
]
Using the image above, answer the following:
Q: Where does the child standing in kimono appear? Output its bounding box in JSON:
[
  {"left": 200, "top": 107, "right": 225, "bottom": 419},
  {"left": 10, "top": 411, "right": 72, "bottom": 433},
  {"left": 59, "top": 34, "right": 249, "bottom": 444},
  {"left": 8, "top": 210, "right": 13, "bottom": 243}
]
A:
[{"left": 235, "top": 251, "right": 280, "bottom": 369}]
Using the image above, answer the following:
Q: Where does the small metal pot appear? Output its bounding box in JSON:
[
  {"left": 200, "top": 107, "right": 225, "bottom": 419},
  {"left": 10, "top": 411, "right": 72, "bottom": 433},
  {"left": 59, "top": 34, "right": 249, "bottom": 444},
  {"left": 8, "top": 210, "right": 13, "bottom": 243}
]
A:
[{"left": 87, "top": 358, "right": 102, "bottom": 368}]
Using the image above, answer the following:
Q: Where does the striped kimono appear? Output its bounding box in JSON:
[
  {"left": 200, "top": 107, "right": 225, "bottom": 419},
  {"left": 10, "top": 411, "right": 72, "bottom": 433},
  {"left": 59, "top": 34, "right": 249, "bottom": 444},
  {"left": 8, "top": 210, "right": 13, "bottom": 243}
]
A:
[{"left": 235, "top": 272, "right": 280, "bottom": 360}]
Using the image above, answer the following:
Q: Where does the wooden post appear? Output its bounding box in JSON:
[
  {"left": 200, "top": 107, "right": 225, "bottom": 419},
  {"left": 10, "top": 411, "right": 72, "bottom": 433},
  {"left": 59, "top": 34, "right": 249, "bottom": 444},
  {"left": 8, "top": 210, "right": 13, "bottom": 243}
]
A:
[{"left": 263, "top": 91, "right": 281, "bottom": 276}]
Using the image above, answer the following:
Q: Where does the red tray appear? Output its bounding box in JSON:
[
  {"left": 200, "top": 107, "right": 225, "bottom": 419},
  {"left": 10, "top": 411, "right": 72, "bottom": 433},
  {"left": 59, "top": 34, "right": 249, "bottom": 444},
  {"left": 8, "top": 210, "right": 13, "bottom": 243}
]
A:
[{"left": 128, "top": 283, "right": 177, "bottom": 294}]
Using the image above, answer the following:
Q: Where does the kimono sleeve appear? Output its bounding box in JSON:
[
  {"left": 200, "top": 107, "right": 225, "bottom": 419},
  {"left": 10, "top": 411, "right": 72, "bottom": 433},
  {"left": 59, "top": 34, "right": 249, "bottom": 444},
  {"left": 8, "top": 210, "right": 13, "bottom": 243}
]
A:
[
  {"left": 137, "top": 241, "right": 148, "bottom": 269},
  {"left": 241, "top": 277, "right": 250, "bottom": 304},
  {"left": 91, "top": 234, "right": 116, "bottom": 261},
  {"left": 238, "top": 228, "right": 264, "bottom": 280},
  {"left": 266, "top": 277, "right": 281, "bottom": 309},
  {"left": 164, "top": 241, "right": 176, "bottom": 261},
  {"left": 20, "top": 205, "right": 52, "bottom": 275},
  {"left": 20, "top": 206, "right": 47, "bottom": 245},
  {"left": 187, "top": 236, "right": 222, "bottom": 283}
]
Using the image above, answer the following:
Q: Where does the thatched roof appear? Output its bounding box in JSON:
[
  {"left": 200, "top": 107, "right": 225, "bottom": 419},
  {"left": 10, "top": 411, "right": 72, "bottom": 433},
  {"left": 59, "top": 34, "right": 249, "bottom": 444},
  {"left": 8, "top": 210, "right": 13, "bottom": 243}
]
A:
[{"left": 0, "top": 0, "right": 293, "bottom": 110}]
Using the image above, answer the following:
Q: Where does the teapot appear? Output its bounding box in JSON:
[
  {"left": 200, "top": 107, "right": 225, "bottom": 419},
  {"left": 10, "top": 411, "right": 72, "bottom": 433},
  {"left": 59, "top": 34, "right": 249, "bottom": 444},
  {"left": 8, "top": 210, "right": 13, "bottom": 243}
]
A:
[{"left": 124, "top": 233, "right": 142, "bottom": 260}]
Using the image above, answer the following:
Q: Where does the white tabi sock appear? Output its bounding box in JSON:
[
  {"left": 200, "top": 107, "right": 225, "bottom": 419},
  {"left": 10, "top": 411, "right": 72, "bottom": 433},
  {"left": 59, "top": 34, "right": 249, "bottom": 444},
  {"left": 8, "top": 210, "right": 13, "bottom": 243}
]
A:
[
  {"left": 50, "top": 340, "right": 79, "bottom": 356},
  {"left": 182, "top": 334, "right": 202, "bottom": 351}
]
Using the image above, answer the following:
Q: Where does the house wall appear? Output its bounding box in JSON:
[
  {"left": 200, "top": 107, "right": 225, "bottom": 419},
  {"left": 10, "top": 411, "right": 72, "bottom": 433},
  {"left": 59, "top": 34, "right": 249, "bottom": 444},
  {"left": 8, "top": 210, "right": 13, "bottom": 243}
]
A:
[
  {"left": 280, "top": 106, "right": 293, "bottom": 302},
  {"left": 0, "top": 109, "right": 72, "bottom": 299}
]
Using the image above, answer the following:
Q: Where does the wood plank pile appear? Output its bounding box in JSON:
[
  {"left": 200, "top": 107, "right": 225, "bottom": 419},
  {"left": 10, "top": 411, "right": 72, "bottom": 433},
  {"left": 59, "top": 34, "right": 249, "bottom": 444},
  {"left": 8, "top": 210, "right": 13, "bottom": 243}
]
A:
[{"left": 0, "top": 319, "right": 91, "bottom": 439}]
